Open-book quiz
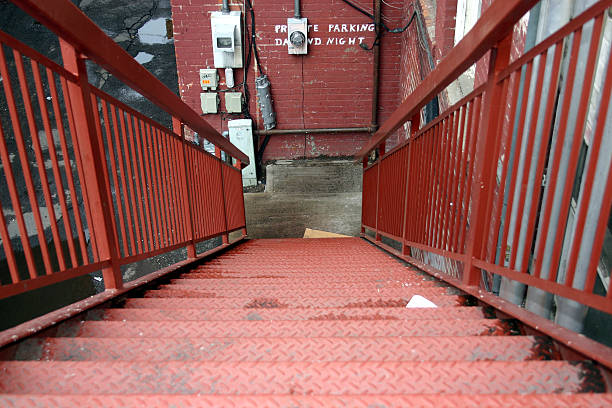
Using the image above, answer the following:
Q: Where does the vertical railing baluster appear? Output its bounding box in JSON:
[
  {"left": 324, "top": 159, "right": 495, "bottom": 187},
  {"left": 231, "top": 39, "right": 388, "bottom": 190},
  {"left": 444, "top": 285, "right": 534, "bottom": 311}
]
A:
[
  {"left": 360, "top": 157, "right": 368, "bottom": 235},
  {"left": 374, "top": 142, "right": 384, "bottom": 242},
  {"left": 174, "top": 118, "right": 197, "bottom": 258},
  {"left": 217, "top": 149, "right": 229, "bottom": 245},
  {"left": 234, "top": 159, "right": 248, "bottom": 237},
  {"left": 402, "top": 116, "right": 420, "bottom": 255},
  {"left": 463, "top": 34, "right": 513, "bottom": 286},
  {"left": 59, "top": 39, "right": 122, "bottom": 289}
]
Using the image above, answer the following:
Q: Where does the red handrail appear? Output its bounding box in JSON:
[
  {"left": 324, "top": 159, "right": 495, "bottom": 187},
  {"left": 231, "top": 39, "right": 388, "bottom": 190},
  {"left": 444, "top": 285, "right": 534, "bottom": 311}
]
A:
[
  {"left": 0, "top": 5, "right": 247, "bottom": 300},
  {"left": 11, "top": 0, "right": 249, "bottom": 166},
  {"left": 355, "top": 0, "right": 537, "bottom": 159},
  {"left": 361, "top": 0, "right": 612, "bottom": 369}
]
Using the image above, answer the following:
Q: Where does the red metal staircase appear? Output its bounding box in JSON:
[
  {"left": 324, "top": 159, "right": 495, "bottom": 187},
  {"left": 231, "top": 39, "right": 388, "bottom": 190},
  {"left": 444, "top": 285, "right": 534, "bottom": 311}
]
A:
[
  {"left": 1, "top": 0, "right": 612, "bottom": 405},
  {"left": 1, "top": 238, "right": 611, "bottom": 406}
]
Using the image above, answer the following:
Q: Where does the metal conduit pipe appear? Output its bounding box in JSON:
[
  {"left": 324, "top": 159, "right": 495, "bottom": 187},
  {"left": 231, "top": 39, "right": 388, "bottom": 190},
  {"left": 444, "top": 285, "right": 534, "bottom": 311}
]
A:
[
  {"left": 255, "top": 127, "right": 375, "bottom": 135},
  {"left": 294, "top": 0, "right": 301, "bottom": 19},
  {"left": 222, "top": 0, "right": 230, "bottom": 13},
  {"left": 371, "top": 0, "right": 381, "bottom": 134}
]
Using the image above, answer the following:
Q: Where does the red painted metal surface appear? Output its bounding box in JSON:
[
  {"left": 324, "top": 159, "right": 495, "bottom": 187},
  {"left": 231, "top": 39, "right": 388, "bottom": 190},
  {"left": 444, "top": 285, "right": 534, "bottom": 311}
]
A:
[
  {"left": 71, "top": 319, "right": 510, "bottom": 338},
  {"left": 355, "top": 0, "right": 538, "bottom": 158},
  {"left": 0, "top": 238, "right": 609, "bottom": 401},
  {"left": 169, "top": 277, "right": 437, "bottom": 287},
  {"left": 15, "top": 336, "right": 549, "bottom": 362},
  {"left": 0, "top": 14, "right": 247, "bottom": 300},
  {"left": 151, "top": 284, "right": 453, "bottom": 297},
  {"left": 1, "top": 0, "right": 611, "bottom": 403},
  {"left": 127, "top": 295, "right": 465, "bottom": 308},
  {"left": 223, "top": 163, "right": 247, "bottom": 232},
  {"left": 10, "top": 0, "right": 247, "bottom": 164},
  {"left": 89, "top": 306, "right": 485, "bottom": 321},
  {"left": 377, "top": 147, "right": 409, "bottom": 237},
  {"left": 3, "top": 395, "right": 612, "bottom": 408},
  {"left": 361, "top": 0, "right": 612, "bottom": 367},
  {"left": 361, "top": 163, "right": 378, "bottom": 229},
  {"left": 0, "top": 360, "right": 597, "bottom": 395},
  {"left": 0, "top": 238, "right": 243, "bottom": 349}
]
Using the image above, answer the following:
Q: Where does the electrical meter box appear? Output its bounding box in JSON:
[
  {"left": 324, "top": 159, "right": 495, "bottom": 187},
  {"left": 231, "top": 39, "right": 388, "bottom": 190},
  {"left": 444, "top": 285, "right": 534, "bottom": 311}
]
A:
[
  {"left": 228, "top": 119, "right": 256, "bottom": 187},
  {"left": 199, "top": 69, "right": 218, "bottom": 90},
  {"left": 200, "top": 92, "right": 218, "bottom": 114},
  {"left": 211, "top": 11, "right": 243, "bottom": 68},
  {"left": 287, "top": 17, "right": 308, "bottom": 54},
  {"left": 225, "top": 92, "right": 242, "bottom": 113}
]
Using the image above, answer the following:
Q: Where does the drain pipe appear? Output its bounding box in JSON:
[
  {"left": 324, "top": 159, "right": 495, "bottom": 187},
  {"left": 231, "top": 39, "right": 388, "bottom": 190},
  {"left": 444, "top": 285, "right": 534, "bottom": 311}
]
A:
[
  {"left": 371, "top": 0, "right": 381, "bottom": 135},
  {"left": 221, "top": 0, "right": 230, "bottom": 13}
]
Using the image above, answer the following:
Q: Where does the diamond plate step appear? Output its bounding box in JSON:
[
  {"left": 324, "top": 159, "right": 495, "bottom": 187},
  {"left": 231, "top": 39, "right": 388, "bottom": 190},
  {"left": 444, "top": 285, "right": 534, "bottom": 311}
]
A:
[
  {"left": 170, "top": 277, "right": 442, "bottom": 288},
  {"left": 0, "top": 361, "right": 603, "bottom": 395},
  {"left": 148, "top": 286, "right": 456, "bottom": 298},
  {"left": 85, "top": 306, "right": 487, "bottom": 321},
  {"left": 2, "top": 394, "right": 612, "bottom": 408},
  {"left": 135, "top": 294, "right": 468, "bottom": 307},
  {"left": 10, "top": 336, "right": 556, "bottom": 362},
  {"left": 67, "top": 319, "right": 518, "bottom": 338},
  {"left": 181, "top": 272, "right": 435, "bottom": 282}
]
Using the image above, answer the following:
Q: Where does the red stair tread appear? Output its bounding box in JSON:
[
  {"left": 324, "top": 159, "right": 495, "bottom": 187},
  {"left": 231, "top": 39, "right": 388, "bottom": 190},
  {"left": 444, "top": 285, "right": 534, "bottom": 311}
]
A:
[
  {"left": 86, "top": 306, "right": 486, "bottom": 321},
  {"left": 15, "top": 336, "right": 553, "bottom": 362},
  {"left": 189, "top": 268, "right": 414, "bottom": 278},
  {"left": 71, "top": 319, "right": 517, "bottom": 338},
  {"left": 3, "top": 394, "right": 612, "bottom": 408},
  {"left": 2, "top": 238, "right": 609, "bottom": 403},
  {"left": 170, "top": 277, "right": 441, "bottom": 288},
  {"left": 182, "top": 272, "right": 434, "bottom": 281},
  {"left": 134, "top": 295, "right": 467, "bottom": 307},
  {"left": 0, "top": 361, "right": 600, "bottom": 395},
  {"left": 148, "top": 286, "right": 456, "bottom": 298}
]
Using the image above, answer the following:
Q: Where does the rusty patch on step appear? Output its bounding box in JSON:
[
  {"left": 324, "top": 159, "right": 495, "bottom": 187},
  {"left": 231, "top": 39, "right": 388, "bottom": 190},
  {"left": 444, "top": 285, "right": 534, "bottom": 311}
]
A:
[
  {"left": 478, "top": 319, "right": 522, "bottom": 336},
  {"left": 482, "top": 305, "right": 498, "bottom": 319},
  {"left": 244, "top": 298, "right": 289, "bottom": 309},
  {"left": 456, "top": 295, "right": 478, "bottom": 306},
  {"left": 308, "top": 312, "right": 400, "bottom": 321},
  {"left": 571, "top": 361, "right": 607, "bottom": 393},
  {"left": 340, "top": 298, "right": 408, "bottom": 308},
  {"left": 527, "top": 336, "right": 562, "bottom": 361}
]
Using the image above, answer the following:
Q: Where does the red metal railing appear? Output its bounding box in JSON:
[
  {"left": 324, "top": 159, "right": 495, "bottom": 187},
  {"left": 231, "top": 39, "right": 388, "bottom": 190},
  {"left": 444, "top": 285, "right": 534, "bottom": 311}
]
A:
[
  {"left": 359, "top": 0, "right": 612, "bottom": 364},
  {"left": 0, "top": 0, "right": 248, "bottom": 300}
]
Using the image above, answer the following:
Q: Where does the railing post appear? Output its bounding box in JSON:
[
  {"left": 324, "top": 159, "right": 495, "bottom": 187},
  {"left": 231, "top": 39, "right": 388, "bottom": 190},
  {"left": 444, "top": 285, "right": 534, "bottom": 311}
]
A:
[
  {"left": 174, "top": 118, "right": 197, "bottom": 259},
  {"left": 217, "top": 148, "right": 229, "bottom": 245},
  {"left": 361, "top": 156, "right": 368, "bottom": 235},
  {"left": 463, "top": 34, "right": 512, "bottom": 286},
  {"left": 402, "top": 116, "right": 420, "bottom": 255},
  {"left": 59, "top": 40, "right": 122, "bottom": 289},
  {"left": 374, "top": 144, "right": 382, "bottom": 242},
  {"left": 234, "top": 159, "right": 248, "bottom": 237}
]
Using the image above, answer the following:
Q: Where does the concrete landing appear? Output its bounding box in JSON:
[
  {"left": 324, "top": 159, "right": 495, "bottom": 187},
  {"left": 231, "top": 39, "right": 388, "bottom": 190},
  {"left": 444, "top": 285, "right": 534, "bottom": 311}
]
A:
[
  {"left": 244, "top": 192, "right": 361, "bottom": 238},
  {"left": 244, "top": 159, "right": 362, "bottom": 239}
]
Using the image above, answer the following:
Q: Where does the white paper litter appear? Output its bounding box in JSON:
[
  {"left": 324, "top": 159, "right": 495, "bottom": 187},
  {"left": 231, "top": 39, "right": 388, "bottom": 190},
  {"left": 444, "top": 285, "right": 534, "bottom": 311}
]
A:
[{"left": 406, "top": 295, "right": 438, "bottom": 308}]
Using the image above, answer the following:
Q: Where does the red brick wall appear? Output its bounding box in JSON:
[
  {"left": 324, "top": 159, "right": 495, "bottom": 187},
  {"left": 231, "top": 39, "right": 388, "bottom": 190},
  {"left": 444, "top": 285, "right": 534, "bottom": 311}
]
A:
[
  {"left": 434, "top": 0, "right": 457, "bottom": 63},
  {"left": 386, "top": 0, "right": 436, "bottom": 150},
  {"left": 171, "top": 0, "right": 407, "bottom": 161}
]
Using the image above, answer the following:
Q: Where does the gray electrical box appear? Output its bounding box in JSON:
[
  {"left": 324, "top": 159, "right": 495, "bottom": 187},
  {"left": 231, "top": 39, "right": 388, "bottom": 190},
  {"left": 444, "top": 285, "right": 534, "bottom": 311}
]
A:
[
  {"left": 288, "top": 17, "right": 308, "bottom": 54},
  {"left": 199, "top": 69, "right": 218, "bottom": 90},
  {"left": 228, "top": 119, "right": 256, "bottom": 187},
  {"left": 200, "top": 92, "right": 218, "bottom": 114},
  {"left": 225, "top": 92, "right": 242, "bottom": 113},
  {"left": 211, "top": 11, "right": 243, "bottom": 68}
]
